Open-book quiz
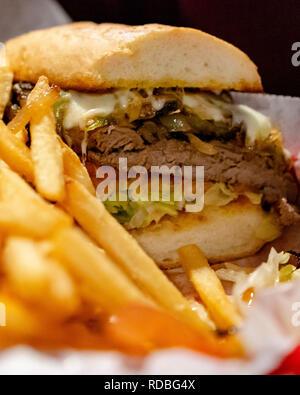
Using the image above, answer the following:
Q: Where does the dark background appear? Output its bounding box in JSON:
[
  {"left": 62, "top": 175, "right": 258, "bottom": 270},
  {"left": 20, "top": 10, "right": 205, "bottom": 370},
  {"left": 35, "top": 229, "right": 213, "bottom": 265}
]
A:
[{"left": 58, "top": 0, "right": 300, "bottom": 96}]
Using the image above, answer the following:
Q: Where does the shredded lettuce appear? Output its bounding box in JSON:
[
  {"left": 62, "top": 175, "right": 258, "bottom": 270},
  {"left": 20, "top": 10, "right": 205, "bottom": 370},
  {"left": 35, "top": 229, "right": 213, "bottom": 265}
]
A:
[
  {"left": 205, "top": 183, "right": 262, "bottom": 207},
  {"left": 293, "top": 269, "right": 300, "bottom": 281},
  {"left": 279, "top": 264, "right": 298, "bottom": 282},
  {"left": 216, "top": 248, "right": 299, "bottom": 312},
  {"left": 103, "top": 200, "right": 135, "bottom": 224},
  {"left": 104, "top": 199, "right": 182, "bottom": 230},
  {"left": 104, "top": 183, "right": 262, "bottom": 229},
  {"left": 205, "top": 183, "right": 237, "bottom": 206},
  {"left": 244, "top": 191, "right": 263, "bottom": 205}
]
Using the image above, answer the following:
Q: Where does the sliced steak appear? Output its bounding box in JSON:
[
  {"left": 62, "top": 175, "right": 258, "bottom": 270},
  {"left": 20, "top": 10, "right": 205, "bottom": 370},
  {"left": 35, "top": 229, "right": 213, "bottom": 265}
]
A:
[
  {"left": 277, "top": 199, "right": 300, "bottom": 226},
  {"left": 85, "top": 140, "right": 297, "bottom": 206}
]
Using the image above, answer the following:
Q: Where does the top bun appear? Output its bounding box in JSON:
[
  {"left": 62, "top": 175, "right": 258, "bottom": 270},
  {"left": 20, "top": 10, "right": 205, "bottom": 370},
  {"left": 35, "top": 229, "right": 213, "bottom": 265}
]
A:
[{"left": 6, "top": 22, "right": 262, "bottom": 92}]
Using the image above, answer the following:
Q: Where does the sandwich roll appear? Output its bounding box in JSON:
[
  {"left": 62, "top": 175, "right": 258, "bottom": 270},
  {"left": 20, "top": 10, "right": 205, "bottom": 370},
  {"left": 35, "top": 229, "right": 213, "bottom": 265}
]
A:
[{"left": 4, "top": 23, "right": 299, "bottom": 268}]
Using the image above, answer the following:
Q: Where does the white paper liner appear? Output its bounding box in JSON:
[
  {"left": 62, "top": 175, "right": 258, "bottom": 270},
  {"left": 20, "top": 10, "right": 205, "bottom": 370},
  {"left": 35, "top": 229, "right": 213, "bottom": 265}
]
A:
[{"left": 1, "top": 93, "right": 300, "bottom": 375}]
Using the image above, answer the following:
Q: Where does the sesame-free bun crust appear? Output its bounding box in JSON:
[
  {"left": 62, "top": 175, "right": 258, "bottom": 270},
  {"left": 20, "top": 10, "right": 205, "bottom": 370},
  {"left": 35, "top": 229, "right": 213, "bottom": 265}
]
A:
[
  {"left": 6, "top": 22, "right": 262, "bottom": 92},
  {"left": 131, "top": 200, "right": 281, "bottom": 268}
]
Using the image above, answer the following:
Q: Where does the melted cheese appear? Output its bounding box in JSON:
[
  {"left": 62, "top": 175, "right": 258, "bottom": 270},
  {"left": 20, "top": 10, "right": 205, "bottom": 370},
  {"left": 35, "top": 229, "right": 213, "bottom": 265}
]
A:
[
  {"left": 183, "top": 93, "right": 226, "bottom": 122},
  {"left": 183, "top": 92, "right": 272, "bottom": 145},
  {"left": 232, "top": 105, "right": 272, "bottom": 145},
  {"left": 150, "top": 96, "right": 166, "bottom": 111},
  {"left": 63, "top": 89, "right": 138, "bottom": 130},
  {"left": 62, "top": 88, "right": 272, "bottom": 145}
]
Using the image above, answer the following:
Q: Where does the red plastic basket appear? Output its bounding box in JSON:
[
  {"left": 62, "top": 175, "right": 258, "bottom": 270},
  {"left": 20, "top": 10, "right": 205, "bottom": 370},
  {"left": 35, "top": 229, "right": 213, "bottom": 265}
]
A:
[{"left": 271, "top": 345, "right": 300, "bottom": 375}]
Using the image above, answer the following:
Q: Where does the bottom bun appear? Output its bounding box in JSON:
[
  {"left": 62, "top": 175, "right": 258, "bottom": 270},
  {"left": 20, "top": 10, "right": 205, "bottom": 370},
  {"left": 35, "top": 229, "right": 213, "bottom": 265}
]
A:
[{"left": 131, "top": 199, "right": 282, "bottom": 268}]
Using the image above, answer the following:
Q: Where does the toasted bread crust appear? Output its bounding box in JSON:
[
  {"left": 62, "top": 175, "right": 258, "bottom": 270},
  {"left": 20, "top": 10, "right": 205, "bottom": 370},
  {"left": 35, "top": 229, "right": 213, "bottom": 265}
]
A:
[{"left": 6, "top": 22, "right": 262, "bottom": 92}]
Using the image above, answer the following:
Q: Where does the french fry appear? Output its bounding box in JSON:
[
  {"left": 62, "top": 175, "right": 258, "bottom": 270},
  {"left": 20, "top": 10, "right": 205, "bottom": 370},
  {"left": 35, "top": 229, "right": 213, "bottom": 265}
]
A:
[
  {"left": 15, "top": 129, "right": 29, "bottom": 145},
  {"left": 7, "top": 76, "right": 60, "bottom": 134},
  {"left": 62, "top": 178, "right": 214, "bottom": 335},
  {"left": 2, "top": 237, "right": 79, "bottom": 318},
  {"left": 60, "top": 138, "right": 95, "bottom": 195},
  {"left": 52, "top": 227, "right": 151, "bottom": 312},
  {"left": 105, "top": 304, "right": 243, "bottom": 358},
  {"left": 0, "top": 293, "right": 42, "bottom": 339},
  {"left": 178, "top": 245, "right": 242, "bottom": 332},
  {"left": 0, "top": 44, "right": 8, "bottom": 67},
  {"left": 0, "top": 68, "right": 13, "bottom": 120},
  {"left": 29, "top": 320, "right": 111, "bottom": 351},
  {"left": 0, "top": 121, "right": 34, "bottom": 182},
  {"left": 0, "top": 161, "right": 72, "bottom": 238},
  {"left": 31, "top": 108, "right": 65, "bottom": 202},
  {"left": 0, "top": 71, "right": 246, "bottom": 355},
  {"left": 223, "top": 263, "right": 254, "bottom": 274}
]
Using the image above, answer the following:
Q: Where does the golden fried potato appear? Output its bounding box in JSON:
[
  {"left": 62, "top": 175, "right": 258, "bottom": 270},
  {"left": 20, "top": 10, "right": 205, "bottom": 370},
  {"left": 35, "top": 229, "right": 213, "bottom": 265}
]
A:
[
  {"left": 62, "top": 178, "right": 214, "bottom": 334},
  {"left": 31, "top": 109, "right": 65, "bottom": 202},
  {"left": 60, "top": 138, "right": 95, "bottom": 195},
  {"left": 52, "top": 227, "right": 151, "bottom": 312},
  {"left": 3, "top": 237, "right": 79, "bottom": 319},
  {"left": 0, "top": 121, "right": 34, "bottom": 182},
  {"left": 178, "top": 245, "right": 242, "bottom": 331},
  {"left": 0, "top": 161, "right": 72, "bottom": 238}
]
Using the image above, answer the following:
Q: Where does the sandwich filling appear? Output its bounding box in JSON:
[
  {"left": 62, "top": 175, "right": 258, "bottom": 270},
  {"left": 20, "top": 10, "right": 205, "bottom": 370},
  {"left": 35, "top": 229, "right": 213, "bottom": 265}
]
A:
[{"left": 5, "top": 83, "right": 300, "bottom": 230}]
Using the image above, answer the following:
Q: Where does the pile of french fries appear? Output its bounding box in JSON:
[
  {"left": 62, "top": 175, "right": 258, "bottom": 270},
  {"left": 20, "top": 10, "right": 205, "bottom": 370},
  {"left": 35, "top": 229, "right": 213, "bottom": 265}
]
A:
[{"left": 0, "top": 49, "right": 243, "bottom": 358}]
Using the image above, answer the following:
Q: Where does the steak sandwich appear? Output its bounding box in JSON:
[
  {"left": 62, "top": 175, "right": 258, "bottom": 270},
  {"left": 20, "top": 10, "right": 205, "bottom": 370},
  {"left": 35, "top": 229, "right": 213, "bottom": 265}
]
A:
[{"left": 5, "top": 23, "right": 300, "bottom": 267}]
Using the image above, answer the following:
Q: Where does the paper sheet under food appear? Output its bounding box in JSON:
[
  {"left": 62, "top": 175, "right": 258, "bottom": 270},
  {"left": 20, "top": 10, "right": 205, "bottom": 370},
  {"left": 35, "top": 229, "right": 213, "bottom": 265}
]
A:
[{"left": 1, "top": 93, "right": 300, "bottom": 375}]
